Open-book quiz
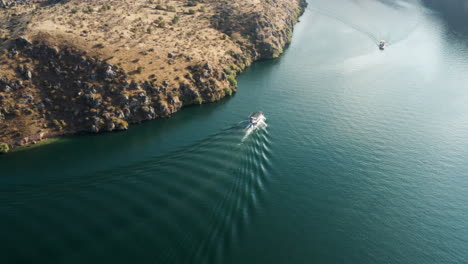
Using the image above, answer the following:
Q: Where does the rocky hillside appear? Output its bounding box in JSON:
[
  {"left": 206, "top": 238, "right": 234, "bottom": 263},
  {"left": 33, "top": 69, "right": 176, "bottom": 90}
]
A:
[{"left": 0, "top": 0, "right": 307, "bottom": 153}]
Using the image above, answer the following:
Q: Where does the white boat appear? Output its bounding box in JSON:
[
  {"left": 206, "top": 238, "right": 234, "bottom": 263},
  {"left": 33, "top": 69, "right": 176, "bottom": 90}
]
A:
[
  {"left": 248, "top": 111, "right": 264, "bottom": 128},
  {"left": 379, "top": 40, "right": 386, "bottom": 50}
]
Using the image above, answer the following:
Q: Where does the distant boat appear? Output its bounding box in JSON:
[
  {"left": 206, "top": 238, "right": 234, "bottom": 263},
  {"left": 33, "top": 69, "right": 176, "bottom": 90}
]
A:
[{"left": 379, "top": 40, "right": 386, "bottom": 50}]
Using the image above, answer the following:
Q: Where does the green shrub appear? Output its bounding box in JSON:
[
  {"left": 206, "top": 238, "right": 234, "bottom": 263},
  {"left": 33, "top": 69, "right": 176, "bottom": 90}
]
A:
[
  {"left": 223, "top": 68, "right": 235, "bottom": 76},
  {"left": 186, "top": 1, "right": 198, "bottom": 7},
  {"left": 155, "top": 17, "right": 166, "bottom": 28},
  {"left": 230, "top": 64, "right": 239, "bottom": 72},
  {"left": 172, "top": 15, "right": 180, "bottom": 24},
  {"left": 227, "top": 75, "right": 237, "bottom": 87},
  {"left": 83, "top": 6, "right": 94, "bottom": 13},
  {"left": 99, "top": 4, "right": 111, "bottom": 12},
  {"left": 194, "top": 96, "right": 203, "bottom": 105},
  {"left": 188, "top": 9, "right": 196, "bottom": 15},
  {"left": 224, "top": 87, "right": 233, "bottom": 96},
  {"left": 0, "top": 143, "right": 9, "bottom": 154},
  {"left": 53, "top": 119, "right": 62, "bottom": 129}
]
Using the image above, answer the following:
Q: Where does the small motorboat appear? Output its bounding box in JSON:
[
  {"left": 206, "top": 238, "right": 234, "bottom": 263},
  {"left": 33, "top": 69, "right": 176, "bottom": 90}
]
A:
[
  {"left": 379, "top": 40, "right": 386, "bottom": 50},
  {"left": 248, "top": 111, "right": 264, "bottom": 128}
]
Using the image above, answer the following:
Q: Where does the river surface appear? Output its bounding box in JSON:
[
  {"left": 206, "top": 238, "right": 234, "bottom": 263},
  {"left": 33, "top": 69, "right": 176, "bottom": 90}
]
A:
[{"left": 1, "top": 0, "right": 468, "bottom": 263}]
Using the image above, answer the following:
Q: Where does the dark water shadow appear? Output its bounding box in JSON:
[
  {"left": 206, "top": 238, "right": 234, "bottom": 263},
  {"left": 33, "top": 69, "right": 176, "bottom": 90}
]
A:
[
  {"left": 0, "top": 95, "right": 234, "bottom": 181},
  {"left": 421, "top": 0, "right": 468, "bottom": 37}
]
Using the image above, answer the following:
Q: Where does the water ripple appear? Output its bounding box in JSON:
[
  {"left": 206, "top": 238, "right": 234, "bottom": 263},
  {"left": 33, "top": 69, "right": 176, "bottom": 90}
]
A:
[{"left": 0, "top": 120, "right": 271, "bottom": 264}]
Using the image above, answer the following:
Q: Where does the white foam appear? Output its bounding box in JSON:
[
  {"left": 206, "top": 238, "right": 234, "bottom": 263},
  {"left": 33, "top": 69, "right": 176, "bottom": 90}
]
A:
[{"left": 241, "top": 116, "right": 267, "bottom": 142}]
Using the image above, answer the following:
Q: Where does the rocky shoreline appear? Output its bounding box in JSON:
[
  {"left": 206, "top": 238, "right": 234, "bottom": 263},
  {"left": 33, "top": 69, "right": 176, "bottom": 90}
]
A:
[{"left": 0, "top": 0, "right": 307, "bottom": 153}]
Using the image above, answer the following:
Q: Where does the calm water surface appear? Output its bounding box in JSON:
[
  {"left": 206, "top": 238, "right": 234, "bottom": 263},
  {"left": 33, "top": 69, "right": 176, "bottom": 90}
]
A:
[{"left": 2, "top": 0, "right": 468, "bottom": 263}]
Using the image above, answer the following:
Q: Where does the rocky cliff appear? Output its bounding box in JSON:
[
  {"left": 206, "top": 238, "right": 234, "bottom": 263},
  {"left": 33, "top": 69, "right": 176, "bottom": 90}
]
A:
[{"left": 0, "top": 0, "right": 307, "bottom": 153}]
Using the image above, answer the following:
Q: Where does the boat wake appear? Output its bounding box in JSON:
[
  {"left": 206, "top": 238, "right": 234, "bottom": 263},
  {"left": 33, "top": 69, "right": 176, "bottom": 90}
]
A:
[
  {"left": 0, "top": 116, "right": 273, "bottom": 264},
  {"left": 241, "top": 113, "right": 267, "bottom": 142},
  {"left": 309, "top": 0, "right": 423, "bottom": 49}
]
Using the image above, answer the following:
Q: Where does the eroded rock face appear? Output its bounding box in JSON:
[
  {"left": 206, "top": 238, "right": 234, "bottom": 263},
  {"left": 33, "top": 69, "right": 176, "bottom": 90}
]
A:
[
  {"left": 0, "top": 43, "right": 199, "bottom": 147},
  {"left": 212, "top": 0, "right": 307, "bottom": 59}
]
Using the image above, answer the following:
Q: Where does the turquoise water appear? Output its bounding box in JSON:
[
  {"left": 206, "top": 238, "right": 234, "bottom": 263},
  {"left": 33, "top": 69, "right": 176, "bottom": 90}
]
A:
[{"left": 2, "top": 0, "right": 468, "bottom": 263}]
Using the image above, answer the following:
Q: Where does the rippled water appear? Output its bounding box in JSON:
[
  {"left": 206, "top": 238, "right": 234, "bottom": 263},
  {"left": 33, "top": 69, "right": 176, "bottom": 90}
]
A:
[{"left": 2, "top": 0, "right": 468, "bottom": 263}]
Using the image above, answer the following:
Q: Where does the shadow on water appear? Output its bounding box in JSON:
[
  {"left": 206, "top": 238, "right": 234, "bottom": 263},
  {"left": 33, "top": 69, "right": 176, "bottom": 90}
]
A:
[
  {"left": 421, "top": 0, "right": 468, "bottom": 37},
  {"left": 0, "top": 95, "right": 234, "bottom": 182}
]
